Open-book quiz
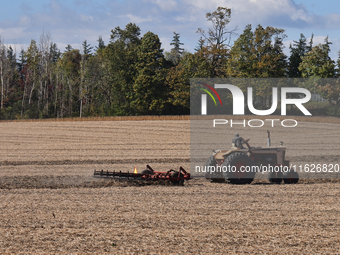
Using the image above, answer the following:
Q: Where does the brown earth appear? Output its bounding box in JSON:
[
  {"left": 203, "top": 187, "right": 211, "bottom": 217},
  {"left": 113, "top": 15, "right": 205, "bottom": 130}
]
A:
[{"left": 0, "top": 119, "right": 340, "bottom": 254}]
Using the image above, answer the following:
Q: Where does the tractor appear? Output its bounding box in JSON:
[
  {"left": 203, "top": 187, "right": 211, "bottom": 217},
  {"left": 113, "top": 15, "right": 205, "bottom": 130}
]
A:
[{"left": 205, "top": 131, "right": 299, "bottom": 184}]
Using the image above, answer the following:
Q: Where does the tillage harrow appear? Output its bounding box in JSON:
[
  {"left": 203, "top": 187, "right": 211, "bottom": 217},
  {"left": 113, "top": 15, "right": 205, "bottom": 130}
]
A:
[{"left": 93, "top": 164, "right": 191, "bottom": 185}]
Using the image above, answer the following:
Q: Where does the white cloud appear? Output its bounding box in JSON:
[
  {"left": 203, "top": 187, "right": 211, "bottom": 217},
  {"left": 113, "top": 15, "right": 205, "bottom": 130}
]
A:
[
  {"left": 80, "top": 14, "right": 94, "bottom": 22},
  {"left": 0, "top": 27, "right": 27, "bottom": 41},
  {"left": 19, "top": 15, "right": 32, "bottom": 25},
  {"left": 174, "top": 15, "right": 196, "bottom": 23},
  {"left": 123, "top": 14, "right": 153, "bottom": 23},
  {"left": 153, "top": 0, "right": 178, "bottom": 11}
]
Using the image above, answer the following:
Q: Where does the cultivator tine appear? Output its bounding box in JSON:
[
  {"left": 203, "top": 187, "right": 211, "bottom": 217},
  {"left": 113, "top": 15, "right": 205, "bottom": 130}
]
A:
[
  {"left": 179, "top": 167, "right": 188, "bottom": 175},
  {"left": 146, "top": 165, "right": 155, "bottom": 172}
]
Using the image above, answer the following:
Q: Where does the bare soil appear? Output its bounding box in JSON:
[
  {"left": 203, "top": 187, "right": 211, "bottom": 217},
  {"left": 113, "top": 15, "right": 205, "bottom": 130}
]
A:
[{"left": 0, "top": 119, "right": 340, "bottom": 254}]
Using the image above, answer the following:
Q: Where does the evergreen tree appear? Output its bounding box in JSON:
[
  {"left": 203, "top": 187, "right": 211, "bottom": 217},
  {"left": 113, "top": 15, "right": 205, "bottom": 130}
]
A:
[
  {"left": 50, "top": 43, "right": 61, "bottom": 63},
  {"left": 195, "top": 37, "right": 205, "bottom": 52},
  {"left": 322, "top": 36, "right": 332, "bottom": 55},
  {"left": 96, "top": 36, "right": 105, "bottom": 51},
  {"left": 7, "top": 46, "right": 16, "bottom": 66},
  {"left": 65, "top": 44, "right": 73, "bottom": 52},
  {"left": 336, "top": 51, "right": 340, "bottom": 77},
  {"left": 288, "top": 34, "right": 307, "bottom": 77},
  {"left": 24, "top": 39, "right": 40, "bottom": 108},
  {"left": 167, "top": 32, "right": 184, "bottom": 65},
  {"left": 82, "top": 40, "right": 93, "bottom": 55},
  {"left": 17, "top": 49, "right": 26, "bottom": 72},
  {"left": 306, "top": 33, "right": 314, "bottom": 52}
]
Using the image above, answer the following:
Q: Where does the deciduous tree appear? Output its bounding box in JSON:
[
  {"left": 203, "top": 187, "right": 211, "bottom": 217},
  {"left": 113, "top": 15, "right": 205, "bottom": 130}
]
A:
[
  {"left": 299, "top": 38, "right": 335, "bottom": 78},
  {"left": 197, "top": 7, "right": 236, "bottom": 77},
  {"left": 132, "top": 31, "right": 168, "bottom": 114}
]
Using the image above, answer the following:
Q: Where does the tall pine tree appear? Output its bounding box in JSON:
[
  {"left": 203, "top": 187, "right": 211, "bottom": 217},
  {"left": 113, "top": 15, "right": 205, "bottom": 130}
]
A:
[{"left": 288, "top": 33, "right": 307, "bottom": 77}]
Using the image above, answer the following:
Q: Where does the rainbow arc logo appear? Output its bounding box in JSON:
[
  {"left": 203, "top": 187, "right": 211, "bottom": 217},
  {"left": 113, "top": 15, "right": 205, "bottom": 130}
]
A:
[{"left": 199, "top": 83, "right": 222, "bottom": 106}]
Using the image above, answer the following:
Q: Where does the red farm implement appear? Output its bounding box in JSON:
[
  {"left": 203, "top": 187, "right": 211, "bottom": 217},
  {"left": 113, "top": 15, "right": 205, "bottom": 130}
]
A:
[{"left": 93, "top": 165, "right": 191, "bottom": 185}]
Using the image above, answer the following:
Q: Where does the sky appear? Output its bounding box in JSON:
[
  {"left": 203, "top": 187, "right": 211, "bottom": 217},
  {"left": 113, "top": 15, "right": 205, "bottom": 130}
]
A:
[{"left": 1, "top": 0, "right": 340, "bottom": 60}]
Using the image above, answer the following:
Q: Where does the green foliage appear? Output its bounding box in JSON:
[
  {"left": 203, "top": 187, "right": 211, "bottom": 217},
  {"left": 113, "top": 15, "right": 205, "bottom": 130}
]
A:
[
  {"left": 0, "top": 14, "right": 340, "bottom": 119},
  {"left": 132, "top": 31, "right": 168, "bottom": 114},
  {"left": 61, "top": 49, "right": 81, "bottom": 77},
  {"left": 299, "top": 39, "right": 335, "bottom": 78},
  {"left": 104, "top": 23, "right": 141, "bottom": 115},
  {"left": 226, "top": 24, "right": 255, "bottom": 78},
  {"left": 24, "top": 40, "right": 40, "bottom": 68},
  {"left": 326, "top": 104, "right": 340, "bottom": 116},
  {"left": 226, "top": 24, "right": 287, "bottom": 110},
  {"left": 165, "top": 52, "right": 213, "bottom": 112},
  {"left": 227, "top": 24, "right": 287, "bottom": 78}
]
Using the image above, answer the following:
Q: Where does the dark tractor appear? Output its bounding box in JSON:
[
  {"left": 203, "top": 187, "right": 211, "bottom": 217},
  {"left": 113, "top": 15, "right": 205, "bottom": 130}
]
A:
[{"left": 205, "top": 131, "right": 299, "bottom": 185}]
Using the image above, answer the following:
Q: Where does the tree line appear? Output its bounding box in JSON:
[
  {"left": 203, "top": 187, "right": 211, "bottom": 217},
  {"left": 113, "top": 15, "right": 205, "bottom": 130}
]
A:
[{"left": 0, "top": 7, "right": 339, "bottom": 120}]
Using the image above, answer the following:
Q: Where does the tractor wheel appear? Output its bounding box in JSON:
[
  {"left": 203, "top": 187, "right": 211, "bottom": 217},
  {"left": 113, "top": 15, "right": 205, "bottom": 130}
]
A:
[
  {"left": 170, "top": 171, "right": 184, "bottom": 185},
  {"left": 204, "top": 155, "right": 225, "bottom": 183},
  {"left": 283, "top": 169, "right": 299, "bottom": 184},
  {"left": 222, "top": 152, "right": 255, "bottom": 185},
  {"left": 268, "top": 171, "right": 283, "bottom": 184}
]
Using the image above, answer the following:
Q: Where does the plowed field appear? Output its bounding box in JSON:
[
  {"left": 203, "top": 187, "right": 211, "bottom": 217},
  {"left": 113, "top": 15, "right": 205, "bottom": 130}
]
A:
[{"left": 0, "top": 118, "right": 340, "bottom": 254}]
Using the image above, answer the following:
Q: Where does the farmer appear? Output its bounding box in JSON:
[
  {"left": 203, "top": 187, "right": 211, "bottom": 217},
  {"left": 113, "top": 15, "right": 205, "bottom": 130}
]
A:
[{"left": 232, "top": 133, "right": 245, "bottom": 149}]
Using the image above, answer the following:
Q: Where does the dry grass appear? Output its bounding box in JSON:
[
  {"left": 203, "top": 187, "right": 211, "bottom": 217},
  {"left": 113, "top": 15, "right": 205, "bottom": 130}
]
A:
[{"left": 0, "top": 119, "right": 340, "bottom": 254}]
